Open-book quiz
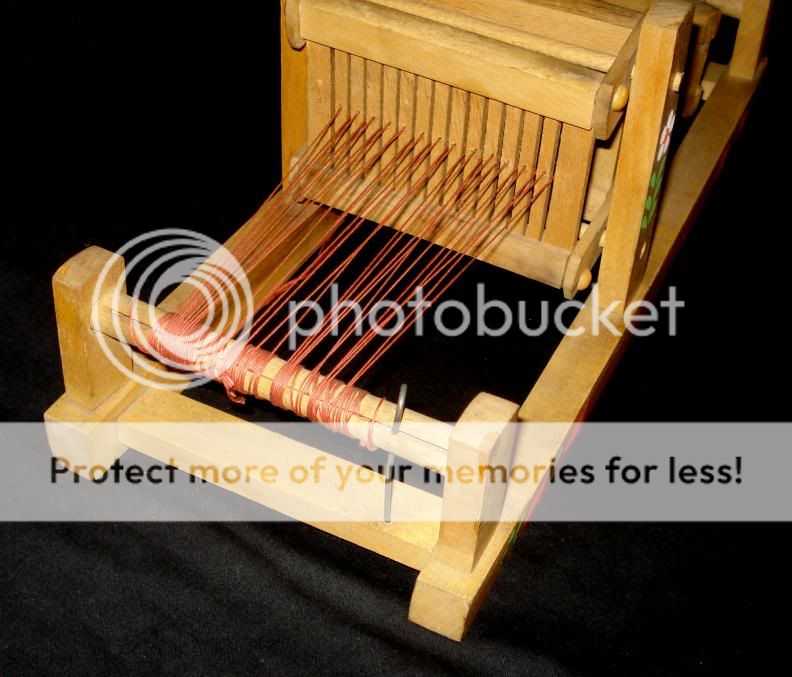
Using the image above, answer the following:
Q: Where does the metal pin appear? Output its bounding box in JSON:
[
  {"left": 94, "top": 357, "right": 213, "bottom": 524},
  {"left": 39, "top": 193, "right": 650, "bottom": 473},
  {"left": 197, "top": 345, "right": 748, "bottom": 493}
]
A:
[{"left": 384, "top": 384, "right": 408, "bottom": 524}]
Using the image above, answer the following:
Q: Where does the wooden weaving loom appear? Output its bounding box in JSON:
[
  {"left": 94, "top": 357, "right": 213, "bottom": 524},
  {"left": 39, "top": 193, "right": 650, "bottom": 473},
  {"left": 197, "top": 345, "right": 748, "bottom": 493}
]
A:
[{"left": 45, "top": 0, "right": 772, "bottom": 640}]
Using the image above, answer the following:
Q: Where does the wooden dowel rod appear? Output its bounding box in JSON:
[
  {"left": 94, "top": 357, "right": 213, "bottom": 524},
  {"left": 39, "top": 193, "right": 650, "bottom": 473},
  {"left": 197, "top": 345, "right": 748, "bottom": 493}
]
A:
[
  {"left": 363, "top": 0, "right": 618, "bottom": 72},
  {"left": 707, "top": 0, "right": 744, "bottom": 18},
  {"left": 93, "top": 293, "right": 451, "bottom": 472}
]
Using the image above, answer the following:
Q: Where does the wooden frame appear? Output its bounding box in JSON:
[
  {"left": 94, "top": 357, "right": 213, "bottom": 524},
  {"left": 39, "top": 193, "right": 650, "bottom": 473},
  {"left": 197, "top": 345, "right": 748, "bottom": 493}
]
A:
[{"left": 46, "top": 0, "right": 770, "bottom": 641}]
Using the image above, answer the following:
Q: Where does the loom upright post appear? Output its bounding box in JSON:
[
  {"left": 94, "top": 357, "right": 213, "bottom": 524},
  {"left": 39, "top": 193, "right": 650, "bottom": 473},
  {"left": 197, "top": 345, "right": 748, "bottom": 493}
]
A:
[
  {"left": 44, "top": 247, "right": 139, "bottom": 477},
  {"left": 408, "top": 393, "right": 520, "bottom": 640}
]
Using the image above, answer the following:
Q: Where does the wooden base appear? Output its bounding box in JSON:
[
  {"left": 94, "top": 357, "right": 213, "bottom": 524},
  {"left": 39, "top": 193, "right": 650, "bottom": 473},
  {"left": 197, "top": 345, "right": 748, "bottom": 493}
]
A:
[
  {"left": 45, "top": 384, "right": 520, "bottom": 637},
  {"left": 45, "top": 382, "right": 141, "bottom": 479}
]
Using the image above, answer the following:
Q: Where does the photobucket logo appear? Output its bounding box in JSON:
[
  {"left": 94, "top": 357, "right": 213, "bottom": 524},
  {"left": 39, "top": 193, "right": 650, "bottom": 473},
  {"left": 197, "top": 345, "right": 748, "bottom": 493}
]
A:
[
  {"left": 287, "top": 284, "right": 684, "bottom": 347},
  {"left": 91, "top": 229, "right": 254, "bottom": 390}
]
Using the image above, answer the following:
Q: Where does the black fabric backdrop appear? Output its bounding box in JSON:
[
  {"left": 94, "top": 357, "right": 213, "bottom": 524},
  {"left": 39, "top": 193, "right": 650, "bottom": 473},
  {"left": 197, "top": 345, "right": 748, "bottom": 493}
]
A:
[{"left": 2, "top": 2, "right": 790, "bottom": 674}]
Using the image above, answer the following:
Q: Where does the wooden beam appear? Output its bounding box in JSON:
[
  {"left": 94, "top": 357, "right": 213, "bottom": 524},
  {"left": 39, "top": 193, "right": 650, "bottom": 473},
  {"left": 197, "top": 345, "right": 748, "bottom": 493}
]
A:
[
  {"left": 542, "top": 124, "right": 596, "bottom": 250},
  {"left": 365, "top": 0, "right": 629, "bottom": 71},
  {"left": 281, "top": 0, "right": 309, "bottom": 178},
  {"left": 730, "top": 0, "right": 772, "bottom": 80},
  {"left": 118, "top": 388, "right": 442, "bottom": 570},
  {"left": 45, "top": 382, "right": 142, "bottom": 479},
  {"left": 598, "top": 0, "right": 693, "bottom": 310},
  {"left": 592, "top": 18, "right": 642, "bottom": 141},
  {"left": 613, "top": 0, "right": 743, "bottom": 19},
  {"left": 433, "top": 394, "right": 519, "bottom": 573},
  {"left": 52, "top": 246, "right": 132, "bottom": 411},
  {"left": 707, "top": 0, "right": 744, "bottom": 17},
  {"left": 562, "top": 190, "right": 612, "bottom": 300},
  {"left": 298, "top": 0, "right": 605, "bottom": 129}
]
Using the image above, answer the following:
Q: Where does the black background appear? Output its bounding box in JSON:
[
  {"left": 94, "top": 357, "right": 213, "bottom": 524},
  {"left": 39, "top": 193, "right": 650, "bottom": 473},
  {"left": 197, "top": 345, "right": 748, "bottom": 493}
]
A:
[{"left": 2, "top": 1, "right": 791, "bottom": 674}]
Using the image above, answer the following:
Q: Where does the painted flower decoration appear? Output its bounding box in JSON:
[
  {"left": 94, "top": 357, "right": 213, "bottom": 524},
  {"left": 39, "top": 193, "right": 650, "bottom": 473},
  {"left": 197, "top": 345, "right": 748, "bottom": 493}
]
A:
[{"left": 657, "top": 109, "right": 676, "bottom": 162}]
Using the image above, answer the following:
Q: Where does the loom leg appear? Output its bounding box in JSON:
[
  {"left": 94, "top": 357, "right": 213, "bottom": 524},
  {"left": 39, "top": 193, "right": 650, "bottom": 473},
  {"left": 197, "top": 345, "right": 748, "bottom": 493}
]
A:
[
  {"left": 598, "top": 1, "right": 694, "bottom": 311},
  {"left": 409, "top": 393, "right": 519, "bottom": 640},
  {"left": 730, "top": 0, "right": 772, "bottom": 80},
  {"left": 44, "top": 247, "right": 140, "bottom": 478},
  {"left": 45, "top": 384, "right": 141, "bottom": 480}
]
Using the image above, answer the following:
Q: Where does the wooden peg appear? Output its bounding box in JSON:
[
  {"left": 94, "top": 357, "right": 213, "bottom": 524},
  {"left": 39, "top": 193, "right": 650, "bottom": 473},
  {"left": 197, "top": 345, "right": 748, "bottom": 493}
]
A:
[
  {"left": 611, "top": 84, "right": 630, "bottom": 111},
  {"left": 578, "top": 268, "right": 594, "bottom": 292},
  {"left": 284, "top": 0, "right": 306, "bottom": 50}
]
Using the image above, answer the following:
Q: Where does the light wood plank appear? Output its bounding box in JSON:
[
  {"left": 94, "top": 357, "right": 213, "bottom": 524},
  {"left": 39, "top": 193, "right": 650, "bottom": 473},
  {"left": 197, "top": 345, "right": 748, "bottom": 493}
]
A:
[
  {"left": 463, "top": 93, "right": 487, "bottom": 204},
  {"left": 701, "top": 61, "right": 727, "bottom": 100},
  {"left": 592, "top": 18, "right": 641, "bottom": 141},
  {"left": 433, "top": 394, "right": 519, "bottom": 573},
  {"left": 477, "top": 100, "right": 505, "bottom": 220},
  {"left": 299, "top": 0, "right": 606, "bottom": 129},
  {"left": 281, "top": 0, "right": 309, "bottom": 177},
  {"left": 349, "top": 54, "right": 367, "bottom": 174},
  {"left": 562, "top": 190, "right": 611, "bottom": 299},
  {"left": 443, "top": 87, "right": 470, "bottom": 205},
  {"left": 598, "top": 0, "right": 693, "bottom": 309},
  {"left": 118, "top": 389, "right": 442, "bottom": 570},
  {"left": 412, "top": 76, "right": 434, "bottom": 193},
  {"left": 730, "top": 0, "right": 772, "bottom": 79},
  {"left": 397, "top": 70, "right": 417, "bottom": 167},
  {"left": 52, "top": 247, "right": 132, "bottom": 411},
  {"left": 542, "top": 124, "right": 596, "bottom": 250},
  {"left": 514, "top": 112, "right": 543, "bottom": 235},
  {"left": 332, "top": 49, "right": 351, "bottom": 171},
  {"left": 349, "top": 54, "right": 366, "bottom": 116},
  {"left": 526, "top": 118, "right": 561, "bottom": 239},
  {"left": 707, "top": 0, "right": 744, "bottom": 18},
  {"left": 428, "top": 82, "right": 451, "bottom": 200},
  {"left": 364, "top": 59, "right": 384, "bottom": 174},
  {"left": 682, "top": 4, "right": 722, "bottom": 117},
  {"left": 333, "top": 49, "right": 351, "bottom": 120},
  {"left": 306, "top": 42, "right": 333, "bottom": 142},
  {"left": 381, "top": 64, "right": 400, "bottom": 185},
  {"left": 368, "top": 0, "right": 639, "bottom": 57},
  {"left": 498, "top": 105, "right": 524, "bottom": 220},
  {"left": 583, "top": 123, "right": 624, "bottom": 221}
]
